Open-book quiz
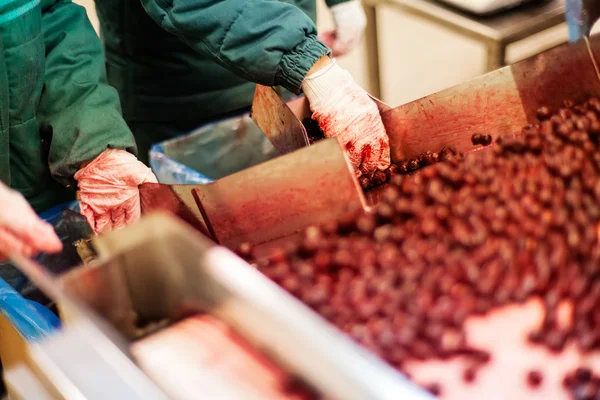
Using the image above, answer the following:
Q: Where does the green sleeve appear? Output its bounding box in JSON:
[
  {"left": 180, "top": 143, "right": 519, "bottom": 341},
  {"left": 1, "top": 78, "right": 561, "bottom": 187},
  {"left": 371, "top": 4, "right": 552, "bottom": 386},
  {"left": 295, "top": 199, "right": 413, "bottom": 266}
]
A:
[
  {"left": 325, "top": 0, "right": 352, "bottom": 7},
  {"left": 38, "top": 0, "right": 137, "bottom": 186},
  {"left": 140, "top": 0, "right": 330, "bottom": 94}
]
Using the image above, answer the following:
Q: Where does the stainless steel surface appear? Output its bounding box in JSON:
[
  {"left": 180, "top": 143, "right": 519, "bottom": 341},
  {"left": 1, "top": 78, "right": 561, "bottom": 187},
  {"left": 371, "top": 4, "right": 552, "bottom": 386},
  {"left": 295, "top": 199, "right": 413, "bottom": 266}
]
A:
[
  {"left": 566, "top": 0, "right": 600, "bottom": 41},
  {"left": 363, "top": 0, "right": 565, "bottom": 100},
  {"left": 382, "top": 34, "right": 600, "bottom": 160},
  {"left": 5, "top": 365, "right": 57, "bottom": 400},
  {"left": 23, "top": 321, "right": 169, "bottom": 400},
  {"left": 130, "top": 317, "right": 279, "bottom": 400},
  {"left": 251, "top": 85, "right": 309, "bottom": 155},
  {"left": 53, "top": 213, "right": 431, "bottom": 400},
  {"left": 6, "top": 256, "right": 170, "bottom": 400},
  {"left": 140, "top": 138, "right": 366, "bottom": 249}
]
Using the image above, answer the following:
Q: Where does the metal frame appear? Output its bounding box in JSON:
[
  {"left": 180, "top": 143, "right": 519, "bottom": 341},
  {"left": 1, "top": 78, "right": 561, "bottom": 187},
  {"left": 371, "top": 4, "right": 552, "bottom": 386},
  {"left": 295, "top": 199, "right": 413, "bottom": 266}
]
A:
[
  {"left": 363, "top": 0, "right": 566, "bottom": 98},
  {"left": 9, "top": 214, "right": 431, "bottom": 400},
  {"left": 4, "top": 256, "right": 170, "bottom": 400}
]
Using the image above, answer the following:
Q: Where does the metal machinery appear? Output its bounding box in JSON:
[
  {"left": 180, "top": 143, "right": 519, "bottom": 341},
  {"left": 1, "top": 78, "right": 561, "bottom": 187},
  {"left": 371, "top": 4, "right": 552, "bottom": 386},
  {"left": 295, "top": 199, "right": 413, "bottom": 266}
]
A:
[
  {"left": 5, "top": 20, "right": 600, "bottom": 400},
  {"left": 362, "top": 0, "right": 566, "bottom": 100},
  {"left": 6, "top": 215, "right": 427, "bottom": 399}
]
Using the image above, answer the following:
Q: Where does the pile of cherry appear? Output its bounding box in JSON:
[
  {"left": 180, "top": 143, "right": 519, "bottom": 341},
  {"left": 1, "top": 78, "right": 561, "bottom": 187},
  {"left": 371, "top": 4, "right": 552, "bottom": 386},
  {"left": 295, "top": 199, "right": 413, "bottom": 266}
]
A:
[
  {"left": 245, "top": 99, "right": 600, "bottom": 398},
  {"left": 302, "top": 118, "right": 462, "bottom": 190}
]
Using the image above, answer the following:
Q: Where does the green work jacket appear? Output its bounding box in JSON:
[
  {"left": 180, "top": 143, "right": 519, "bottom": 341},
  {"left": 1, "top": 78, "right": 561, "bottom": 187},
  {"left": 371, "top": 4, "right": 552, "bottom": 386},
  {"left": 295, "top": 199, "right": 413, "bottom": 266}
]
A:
[
  {"left": 0, "top": 0, "right": 136, "bottom": 212},
  {"left": 95, "top": 0, "right": 344, "bottom": 127}
]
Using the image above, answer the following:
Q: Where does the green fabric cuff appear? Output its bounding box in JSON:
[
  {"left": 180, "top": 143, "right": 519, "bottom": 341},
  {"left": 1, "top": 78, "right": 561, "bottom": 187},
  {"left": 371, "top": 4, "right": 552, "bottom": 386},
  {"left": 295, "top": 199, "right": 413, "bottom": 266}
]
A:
[
  {"left": 53, "top": 134, "right": 137, "bottom": 188},
  {"left": 277, "top": 36, "right": 330, "bottom": 95},
  {"left": 325, "top": 0, "right": 352, "bottom": 7}
]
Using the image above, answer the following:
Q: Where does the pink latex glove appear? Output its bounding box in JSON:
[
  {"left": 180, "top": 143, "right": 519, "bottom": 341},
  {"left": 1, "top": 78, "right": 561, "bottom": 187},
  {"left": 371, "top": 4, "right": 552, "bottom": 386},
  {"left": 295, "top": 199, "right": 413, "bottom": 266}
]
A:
[
  {"left": 302, "top": 60, "right": 390, "bottom": 177},
  {"left": 75, "top": 149, "right": 157, "bottom": 235},
  {"left": 0, "top": 182, "right": 62, "bottom": 261},
  {"left": 318, "top": 0, "right": 367, "bottom": 57}
]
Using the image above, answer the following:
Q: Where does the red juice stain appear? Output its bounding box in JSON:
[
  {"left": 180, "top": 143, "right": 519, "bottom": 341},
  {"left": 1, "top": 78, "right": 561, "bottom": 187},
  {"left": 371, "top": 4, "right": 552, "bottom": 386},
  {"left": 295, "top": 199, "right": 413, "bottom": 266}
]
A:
[{"left": 360, "top": 144, "right": 372, "bottom": 163}]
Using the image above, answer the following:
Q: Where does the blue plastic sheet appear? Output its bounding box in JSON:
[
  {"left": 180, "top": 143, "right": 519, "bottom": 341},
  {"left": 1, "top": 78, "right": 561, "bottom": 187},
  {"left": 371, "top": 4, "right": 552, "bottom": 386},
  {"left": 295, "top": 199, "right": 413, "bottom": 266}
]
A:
[
  {"left": 149, "top": 113, "right": 280, "bottom": 184},
  {"left": 38, "top": 200, "right": 80, "bottom": 226},
  {"left": 0, "top": 278, "right": 60, "bottom": 341}
]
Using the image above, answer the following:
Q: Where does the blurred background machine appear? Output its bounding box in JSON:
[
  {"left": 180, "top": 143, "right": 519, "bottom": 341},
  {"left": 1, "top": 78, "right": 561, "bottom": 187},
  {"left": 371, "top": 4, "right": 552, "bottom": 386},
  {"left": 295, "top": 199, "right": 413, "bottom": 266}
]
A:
[{"left": 362, "top": 0, "right": 565, "bottom": 100}]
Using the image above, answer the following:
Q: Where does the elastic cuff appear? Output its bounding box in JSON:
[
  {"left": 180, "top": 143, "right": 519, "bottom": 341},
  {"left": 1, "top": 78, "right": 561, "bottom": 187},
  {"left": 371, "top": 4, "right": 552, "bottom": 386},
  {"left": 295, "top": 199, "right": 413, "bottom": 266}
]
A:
[
  {"left": 305, "top": 59, "right": 337, "bottom": 80},
  {"left": 53, "top": 143, "right": 136, "bottom": 188},
  {"left": 277, "top": 36, "right": 331, "bottom": 95}
]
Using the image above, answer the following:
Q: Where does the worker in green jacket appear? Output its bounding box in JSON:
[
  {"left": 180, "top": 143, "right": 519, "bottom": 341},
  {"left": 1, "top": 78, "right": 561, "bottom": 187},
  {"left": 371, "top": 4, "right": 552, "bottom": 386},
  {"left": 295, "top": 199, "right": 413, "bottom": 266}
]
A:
[
  {"left": 0, "top": 0, "right": 157, "bottom": 258},
  {"left": 95, "top": 0, "right": 389, "bottom": 177}
]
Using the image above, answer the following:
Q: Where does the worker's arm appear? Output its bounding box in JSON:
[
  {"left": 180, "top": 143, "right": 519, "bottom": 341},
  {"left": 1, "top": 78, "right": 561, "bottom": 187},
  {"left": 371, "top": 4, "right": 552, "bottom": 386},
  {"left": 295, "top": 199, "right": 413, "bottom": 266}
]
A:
[
  {"left": 37, "top": 0, "right": 137, "bottom": 183},
  {"left": 140, "top": 0, "right": 330, "bottom": 95},
  {"left": 140, "top": 0, "right": 389, "bottom": 176},
  {"left": 37, "top": 0, "right": 157, "bottom": 234}
]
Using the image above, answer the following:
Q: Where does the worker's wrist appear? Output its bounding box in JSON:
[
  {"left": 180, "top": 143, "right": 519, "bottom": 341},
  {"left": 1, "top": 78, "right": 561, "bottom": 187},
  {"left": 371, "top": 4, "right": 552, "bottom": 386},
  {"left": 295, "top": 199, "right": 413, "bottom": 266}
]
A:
[
  {"left": 78, "top": 150, "right": 107, "bottom": 170},
  {"left": 306, "top": 56, "right": 334, "bottom": 77},
  {"left": 302, "top": 62, "right": 352, "bottom": 102},
  {"left": 277, "top": 37, "right": 330, "bottom": 94},
  {"left": 76, "top": 149, "right": 122, "bottom": 179}
]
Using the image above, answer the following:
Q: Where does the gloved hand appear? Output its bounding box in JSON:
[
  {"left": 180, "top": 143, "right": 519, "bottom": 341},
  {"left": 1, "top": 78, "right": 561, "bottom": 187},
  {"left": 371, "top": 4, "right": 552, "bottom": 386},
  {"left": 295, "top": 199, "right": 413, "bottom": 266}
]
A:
[
  {"left": 75, "top": 149, "right": 158, "bottom": 235},
  {"left": 318, "top": 0, "right": 367, "bottom": 57},
  {"left": 0, "top": 182, "right": 62, "bottom": 261},
  {"left": 302, "top": 58, "right": 390, "bottom": 177}
]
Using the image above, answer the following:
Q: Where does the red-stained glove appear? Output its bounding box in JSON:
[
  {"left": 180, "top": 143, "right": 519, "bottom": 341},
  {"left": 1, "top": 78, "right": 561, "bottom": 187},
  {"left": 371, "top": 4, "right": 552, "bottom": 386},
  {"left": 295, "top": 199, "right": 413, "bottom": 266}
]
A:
[
  {"left": 302, "top": 61, "right": 390, "bottom": 177},
  {"left": 0, "top": 182, "right": 62, "bottom": 261},
  {"left": 75, "top": 149, "right": 157, "bottom": 235},
  {"left": 318, "top": 0, "right": 367, "bottom": 57}
]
